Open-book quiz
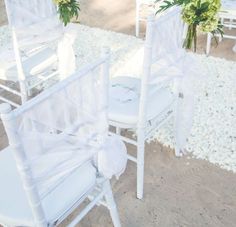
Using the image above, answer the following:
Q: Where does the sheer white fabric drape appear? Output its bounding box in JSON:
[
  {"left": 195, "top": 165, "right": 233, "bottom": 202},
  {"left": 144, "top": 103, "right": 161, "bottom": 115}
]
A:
[
  {"left": 221, "top": 0, "right": 236, "bottom": 9},
  {"left": 1, "top": 0, "right": 76, "bottom": 78},
  {"left": 151, "top": 7, "right": 196, "bottom": 152},
  {"left": 14, "top": 65, "right": 127, "bottom": 199}
]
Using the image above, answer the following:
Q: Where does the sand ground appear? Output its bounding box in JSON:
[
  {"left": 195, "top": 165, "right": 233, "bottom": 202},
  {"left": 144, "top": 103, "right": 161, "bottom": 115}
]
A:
[{"left": 0, "top": 1, "right": 236, "bottom": 227}]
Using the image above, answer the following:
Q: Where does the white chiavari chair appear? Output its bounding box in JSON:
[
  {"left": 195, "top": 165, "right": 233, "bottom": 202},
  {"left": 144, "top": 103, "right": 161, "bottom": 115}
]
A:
[
  {"left": 206, "top": 0, "right": 236, "bottom": 55},
  {"left": 0, "top": 0, "right": 76, "bottom": 107},
  {"left": 109, "top": 8, "right": 191, "bottom": 199},
  {"left": 0, "top": 49, "right": 124, "bottom": 227}
]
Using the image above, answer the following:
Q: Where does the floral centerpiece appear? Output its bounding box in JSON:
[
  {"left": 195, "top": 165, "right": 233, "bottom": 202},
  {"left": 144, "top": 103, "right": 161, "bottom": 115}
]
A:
[
  {"left": 156, "top": 0, "right": 223, "bottom": 51},
  {"left": 54, "top": 0, "right": 80, "bottom": 26}
]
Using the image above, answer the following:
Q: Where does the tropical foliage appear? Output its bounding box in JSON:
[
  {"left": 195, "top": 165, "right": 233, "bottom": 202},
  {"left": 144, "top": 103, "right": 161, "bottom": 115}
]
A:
[
  {"left": 54, "top": 0, "right": 80, "bottom": 26},
  {"left": 156, "top": 0, "right": 223, "bottom": 51}
]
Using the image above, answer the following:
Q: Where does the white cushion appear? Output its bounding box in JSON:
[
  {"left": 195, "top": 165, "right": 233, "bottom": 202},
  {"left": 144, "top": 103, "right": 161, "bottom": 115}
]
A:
[
  {"left": 108, "top": 76, "right": 174, "bottom": 125},
  {"left": 0, "top": 47, "right": 58, "bottom": 82},
  {"left": 0, "top": 147, "right": 96, "bottom": 226}
]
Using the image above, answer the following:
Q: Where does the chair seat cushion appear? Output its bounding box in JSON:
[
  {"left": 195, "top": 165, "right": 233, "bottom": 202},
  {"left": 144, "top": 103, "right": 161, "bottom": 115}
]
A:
[
  {"left": 108, "top": 76, "right": 174, "bottom": 126},
  {"left": 0, "top": 147, "right": 96, "bottom": 226},
  {"left": 0, "top": 47, "right": 58, "bottom": 82}
]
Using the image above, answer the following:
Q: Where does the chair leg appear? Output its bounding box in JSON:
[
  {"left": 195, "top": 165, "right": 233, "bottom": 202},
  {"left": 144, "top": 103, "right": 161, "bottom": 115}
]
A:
[
  {"left": 229, "top": 18, "right": 233, "bottom": 30},
  {"left": 173, "top": 135, "right": 182, "bottom": 157},
  {"left": 206, "top": 33, "right": 212, "bottom": 56},
  {"left": 104, "top": 180, "right": 121, "bottom": 227},
  {"left": 136, "top": 132, "right": 145, "bottom": 199},
  {"left": 219, "top": 35, "right": 223, "bottom": 43},
  {"left": 19, "top": 80, "right": 28, "bottom": 103},
  {"left": 233, "top": 43, "right": 236, "bottom": 53},
  {"left": 27, "top": 88, "right": 33, "bottom": 97},
  {"left": 173, "top": 125, "right": 183, "bottom": 157},
  {"left": 136, "top": 0, "right": 140, "bottom": 37},
  {"left": 173, "top": 96, "right": 183, "bottom": 157},
  {"left": 218, "top": 18, "right": 223, "bottom": 43},
  {"left": 116, "top": 127, "right": 121, "bottom": 135},
  {"left": 174, "top": 144, "right": 182, "bottom": 157}
]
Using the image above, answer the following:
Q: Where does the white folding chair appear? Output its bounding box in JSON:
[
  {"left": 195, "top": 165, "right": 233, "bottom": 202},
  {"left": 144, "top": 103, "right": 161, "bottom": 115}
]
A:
[
  {"left": 0, "top": 0, "right": 75, "bottom": 107},
  {"left": 0, "top": 49, "right": 122, "bottom": 227},
  {"left": 109, "top": 8, "right": 188, "bottom": 199},
  {"left": 206, "top": 0, "right": 236, "bottom": 55}
]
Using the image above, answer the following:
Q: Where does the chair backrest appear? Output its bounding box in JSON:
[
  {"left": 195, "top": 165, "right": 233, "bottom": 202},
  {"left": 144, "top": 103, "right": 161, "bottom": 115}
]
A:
[
  {"left": 221, "top": 0, "right": 236, "bottom": 10},
  {"left": 138, "top": 7, "right": 184, "bottom": 128},
  {"left": 3, "top": 0, "right": 76, "bottom": 104},
  {"left": 0, "top": 48, "right": 110, "bottom": 226},
  {"left": 151, "top": 7, "right": 184, "bottom": 63},
  {"left": 4, "top": 0, "right": 63, "bottom": 48}
]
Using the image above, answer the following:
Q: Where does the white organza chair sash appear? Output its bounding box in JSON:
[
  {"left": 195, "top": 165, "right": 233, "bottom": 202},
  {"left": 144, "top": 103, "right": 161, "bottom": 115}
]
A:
[
  {"left": 5, "top": 0, "right": 57, "bottom": 26},
  {"left": 151, "top": 8, "right": 184, "bottom": 64},
  {"left": 149, "top": 7, "right": 196, "bottom": 151},
  {"left": 8, "top": 56, "right": 127, "bottom": 199},
  {"left": 147, "top": 7, "right": 185, "bottom": 91},
  {"left": 221, "top": 0, "right": 236, "bottom": 10},
  {"left": 15, "top": 17, "right": 63, "bottom": 48},
  {"left": 3, "top": 0, "right": 76, "bottom": 80},
  {"left": 5, "top": 0, "right": 63, "bottom": 47},
  {"left": 14, "top": 65, "right": 106, "bottom": 198}
]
